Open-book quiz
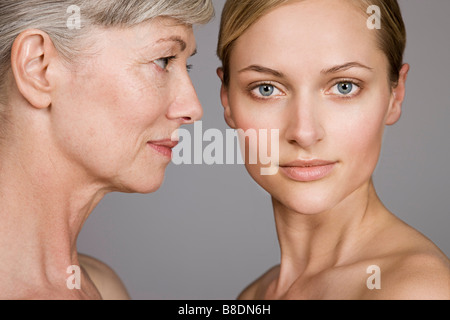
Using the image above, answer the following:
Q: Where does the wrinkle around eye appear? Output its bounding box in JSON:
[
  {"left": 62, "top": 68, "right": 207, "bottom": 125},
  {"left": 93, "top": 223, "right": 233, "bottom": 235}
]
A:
[{"left": 154, "top": 58, "right": 170, "bottom": 70}]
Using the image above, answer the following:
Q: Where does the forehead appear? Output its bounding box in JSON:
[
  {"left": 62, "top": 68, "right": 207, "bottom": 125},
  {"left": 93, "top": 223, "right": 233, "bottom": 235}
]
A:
[
  {"left": 91, "top": 17, "right": 196, "bottom": 55},
  {"left": 231, "top": 0, "right": 383, "bottom": 73},
  {"left": 132, "top": 17, "right": 196, "bottom": 51}
]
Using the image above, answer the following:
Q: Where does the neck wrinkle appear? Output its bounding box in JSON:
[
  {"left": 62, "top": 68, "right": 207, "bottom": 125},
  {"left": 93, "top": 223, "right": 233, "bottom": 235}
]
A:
[{"left": 0, "top": 141, "right": 109, "bottom": 291}]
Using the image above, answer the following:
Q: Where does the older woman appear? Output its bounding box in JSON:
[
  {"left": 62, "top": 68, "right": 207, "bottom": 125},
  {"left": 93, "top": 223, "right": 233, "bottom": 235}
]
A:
[
  {"left": 217, "top": 0, "right": 449, "bottom": 299},
  {"left": 0, "top": 0, "right": 213, "bottom": 299}
]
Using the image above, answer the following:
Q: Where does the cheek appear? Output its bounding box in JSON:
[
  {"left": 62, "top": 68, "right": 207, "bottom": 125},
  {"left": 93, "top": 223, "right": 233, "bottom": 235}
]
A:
[
  {"left": 330, "top": 101, "right": 388, "bottom": 179},
  {"left": 52, "top": 66, "right": 165, "bottom": 175},
  {"left": 82, "top": 60, "right": 167, "bottom": 130},
  {"left": 231, "top": 106, "right": 277, "bottom": 165}
]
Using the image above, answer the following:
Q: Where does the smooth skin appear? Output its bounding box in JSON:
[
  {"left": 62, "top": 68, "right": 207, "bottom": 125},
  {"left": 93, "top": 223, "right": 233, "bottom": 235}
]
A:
[
  {"left": 218, "top": 0, "right": 450, "bottom": 300},
  {"left": 0, "top": 17, "right": 201, "bottom": 299}
]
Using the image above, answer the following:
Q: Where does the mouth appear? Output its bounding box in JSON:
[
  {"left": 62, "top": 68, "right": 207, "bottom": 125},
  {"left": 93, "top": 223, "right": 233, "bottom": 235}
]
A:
[
  {"left": 147, "top": 139, "right": 179, "bottom": 159},
  {"left": 279, "top": 159, "right": 337, "bottom": 182}
]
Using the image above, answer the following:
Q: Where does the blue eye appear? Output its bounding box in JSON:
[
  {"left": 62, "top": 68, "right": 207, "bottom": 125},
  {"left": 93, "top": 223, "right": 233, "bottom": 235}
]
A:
[
  {"left": 259, "top": 84, "right": 275, "bottom": 96},
  {"left": 337, "top": 82, "right": 353, "bottom": 95},
  {"left": 250, "top": 83, "right": 284, "bottom": 99},
  {"left": 327, "top": 81, "right": 361, "bottom": 97}
]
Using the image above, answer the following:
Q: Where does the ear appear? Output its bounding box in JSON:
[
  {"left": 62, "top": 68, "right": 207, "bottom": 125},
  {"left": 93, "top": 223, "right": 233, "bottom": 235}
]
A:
[
  {"left": 10, "top": 29, "right": 56, "bottom": 109},
  {"left": 386, "top": 63, "right": 410, "bottom": 125},
  {"left": 217, "top": 67, "right": 236, "bottom": 129}
]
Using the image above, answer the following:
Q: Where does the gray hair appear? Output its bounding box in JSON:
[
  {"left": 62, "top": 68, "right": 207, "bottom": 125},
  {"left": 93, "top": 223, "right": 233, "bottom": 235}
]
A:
[{"left": 0, "top": 0, "right": 214, "bottom": 109}]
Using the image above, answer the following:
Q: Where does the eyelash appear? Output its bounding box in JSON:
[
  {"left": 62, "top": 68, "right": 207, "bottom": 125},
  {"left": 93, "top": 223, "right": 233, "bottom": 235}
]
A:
[
  {"left": 327, "top": 78, "right": 363, "bottom": 99},
  {"left": 154, "top": 56, "right": 175, "bottom": 71},
  {"left": 154, "top": 56, "right": 193, "bottom": 73},
  {"left": 247, "top": 79, "right": 364, "bottom": 101},
  {"left": 247, "top": 81, "right": 285, "bottom": 101}
]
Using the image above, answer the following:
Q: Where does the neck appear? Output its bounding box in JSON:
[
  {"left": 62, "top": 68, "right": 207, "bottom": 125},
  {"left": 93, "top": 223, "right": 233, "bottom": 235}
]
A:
[
  {"left": 271, "top": 180, "right": 389, "bottom": 294},
  {"left": 0, "top": 137, "right": 108, "bottom": 298}
]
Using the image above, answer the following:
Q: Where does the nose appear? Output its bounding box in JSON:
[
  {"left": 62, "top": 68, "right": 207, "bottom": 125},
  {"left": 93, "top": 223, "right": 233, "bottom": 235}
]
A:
[
  {"left": 167, "top": 71, "right": 203, "bottom": 124},
  {"left": 285, "top": 95, "right": 325, "bottom": 149}
]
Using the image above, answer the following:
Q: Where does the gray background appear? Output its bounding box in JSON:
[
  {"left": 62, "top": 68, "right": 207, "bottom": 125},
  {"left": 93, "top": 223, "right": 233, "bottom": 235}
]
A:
[{"left": 77, "top": 0, "right": 450, "bottom": 299}]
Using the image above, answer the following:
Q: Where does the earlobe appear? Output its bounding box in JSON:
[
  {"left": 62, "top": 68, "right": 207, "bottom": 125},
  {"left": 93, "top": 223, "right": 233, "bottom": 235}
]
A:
[
  {"left": 11, "top": 29, "right": 55, "bottom": 109},
  {"left": 386, "top": 63, "right": 410, "bottom": 126},
  {"left": 217, "top": 67, "right": 236, "bottom": 129}
]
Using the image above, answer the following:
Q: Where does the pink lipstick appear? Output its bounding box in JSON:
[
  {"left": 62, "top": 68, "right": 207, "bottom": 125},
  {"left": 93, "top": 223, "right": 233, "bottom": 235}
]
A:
[{"left": 280, "top": 159, "right": 336, "bottom": 182}]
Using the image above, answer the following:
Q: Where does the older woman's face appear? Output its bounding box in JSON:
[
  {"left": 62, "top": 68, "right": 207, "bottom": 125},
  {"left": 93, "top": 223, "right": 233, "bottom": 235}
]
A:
[
  {"left": 51, "top": 18, "right": 202, "bottom": 193},
  {"left": 221, "top": 0, "right": 405, "bottom": 214}
]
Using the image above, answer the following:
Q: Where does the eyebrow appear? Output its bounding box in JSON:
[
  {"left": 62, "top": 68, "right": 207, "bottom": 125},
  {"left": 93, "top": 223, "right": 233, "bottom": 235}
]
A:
[
  {"left": 155, "top": 36, "right": 198, "bottom": 57},
  {"left": 157, "top": 36, "right": 187, "bottom": 52},
  {"left": 238, "top": 61, "right": 373, "bottom": 78},
  {"left": 238, "top": 65, "right": 285, "bottom": 78},
  {"left": 321, "top": 62, "right": 373, "bottom": 74}
]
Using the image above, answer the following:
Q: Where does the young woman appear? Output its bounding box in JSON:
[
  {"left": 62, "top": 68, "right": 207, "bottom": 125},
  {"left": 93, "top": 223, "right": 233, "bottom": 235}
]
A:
[
  {"left": 0, "top": 0, "right": 213, "bottom": 299},
  {"left": 217, "top": 0, "right": 449, "bottom": 299}
]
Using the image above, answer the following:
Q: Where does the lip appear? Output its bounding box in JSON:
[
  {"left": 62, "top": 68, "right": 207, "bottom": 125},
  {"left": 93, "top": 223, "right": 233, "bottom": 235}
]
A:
[
  {"left": 279, "top": 159, "right": 337, "bottom": 182},
  {"left": 147, "top": 139, "right": 179, "bottom": 158}
]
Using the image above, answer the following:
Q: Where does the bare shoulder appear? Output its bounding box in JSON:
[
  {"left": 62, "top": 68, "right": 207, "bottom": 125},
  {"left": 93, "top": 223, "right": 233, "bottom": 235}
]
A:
[
  {"left": 359, "top": 212, "right": 450, "bottom": 299},
  {"left": 79, "top": 253, "right": 130, "bottom": 300},
  {"left": 238, "top": 265, "right": 280, "bottom": 300},
  {"left": 362, "top": 242, "right": 450, "bottom": 300}
]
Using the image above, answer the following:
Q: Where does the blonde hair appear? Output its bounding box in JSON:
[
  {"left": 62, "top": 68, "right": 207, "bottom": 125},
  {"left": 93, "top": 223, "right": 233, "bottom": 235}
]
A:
[
  {"left": 0, "top": 0, "right": 214, "bottom": 122},
  {"left": 217, "top": 0, "right": 406, "bottom": 87},
  {"left": 217, "top": 0, "right": 290, "bottom": 86}
]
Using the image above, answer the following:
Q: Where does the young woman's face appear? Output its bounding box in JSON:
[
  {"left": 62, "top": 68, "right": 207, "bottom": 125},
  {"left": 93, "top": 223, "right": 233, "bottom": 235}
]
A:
[{"left": 220, "top": 0, "right": 407, "bottom": 214}]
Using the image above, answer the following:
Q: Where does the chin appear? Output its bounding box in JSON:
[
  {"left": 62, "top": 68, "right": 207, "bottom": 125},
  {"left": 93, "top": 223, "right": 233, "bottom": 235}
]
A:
[
  {"left": 122, "top": 181, "right": 165, "bottom": 194},
  {"left": 282, "top": 198, "right": 333, "bottom": 215},
  {"left": 292, "top": 203, "right": 333, "bottom": 216},
  {"left": 135, "top": 182, "right": 165, "bottom": 194},
  {"left": 115, "top": 170, "right": 166, "bottom": 194},
  {"left": 271, "top": 185, "right": 340, "bottom": 215}
]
